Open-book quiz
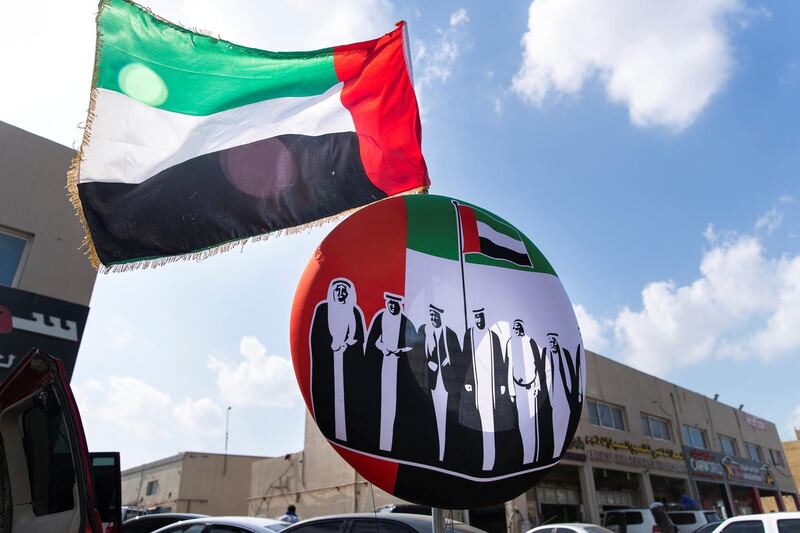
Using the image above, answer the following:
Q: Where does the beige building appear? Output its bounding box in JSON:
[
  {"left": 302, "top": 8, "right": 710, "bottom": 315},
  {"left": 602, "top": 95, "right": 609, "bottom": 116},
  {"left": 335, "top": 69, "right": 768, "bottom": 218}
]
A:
[
  {"left": 778, "top": 430, "right": 800, "bottom": 509},
  {"left": 0, "top": 121, "right": 95, "bottom": 306},
  {"left": 249, "top": 350, "right": 798, "bottom": 532},
  {"left": 122, "top": 451, "right": 269, "bottom": 515},
  {"left": 0, "top": 121, "right": 96, "bottom": 381}
]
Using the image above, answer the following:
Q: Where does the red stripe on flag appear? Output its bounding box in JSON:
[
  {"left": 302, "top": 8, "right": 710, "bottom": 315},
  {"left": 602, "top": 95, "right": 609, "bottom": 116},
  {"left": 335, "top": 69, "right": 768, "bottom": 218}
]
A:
[
  {"left": 459, "top": 204, "right": 480, "bottom": 253},
  {"left": 333, "top": 22, "right": 429, "bottom": 196}
]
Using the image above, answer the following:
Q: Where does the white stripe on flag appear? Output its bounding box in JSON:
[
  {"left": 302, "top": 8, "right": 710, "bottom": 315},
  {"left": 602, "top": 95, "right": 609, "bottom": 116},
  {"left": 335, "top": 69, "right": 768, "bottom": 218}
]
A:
[
  {"left": 476, "top": 220, "right": 527, "bottom": 255},
  {"left": 80, "top": 83, "right": 355, "bottom": 184}
]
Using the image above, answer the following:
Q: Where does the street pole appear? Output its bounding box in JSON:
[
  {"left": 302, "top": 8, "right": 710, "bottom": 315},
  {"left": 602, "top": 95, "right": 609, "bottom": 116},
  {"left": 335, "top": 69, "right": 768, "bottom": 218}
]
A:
[
  {"left": 224, "top": 406, "right": 231, "bottom": 475},
  {"left": 432, "top": 507, "right": 445, "bottom": 533}
]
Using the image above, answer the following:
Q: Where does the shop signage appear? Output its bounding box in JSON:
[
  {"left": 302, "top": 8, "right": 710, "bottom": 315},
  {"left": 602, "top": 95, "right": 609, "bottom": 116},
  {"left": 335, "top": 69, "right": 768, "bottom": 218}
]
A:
[
  {"left": 586, "top": 448, "right": 688, "bottom": 474},
  {"left": 745, "top": 415, "right": 766, "bottom": 431},
  {"left": 0, "top": 286, "right": 89, "bottom": 382},
  {"left": 686, "top": 448, "right": 725, "bottom": 480},
  {"left": 575, "top": 435, "right": 684, "bottom": 460},
  {"left": 683, "top": 447, "right": 775, "bottom": 488}
]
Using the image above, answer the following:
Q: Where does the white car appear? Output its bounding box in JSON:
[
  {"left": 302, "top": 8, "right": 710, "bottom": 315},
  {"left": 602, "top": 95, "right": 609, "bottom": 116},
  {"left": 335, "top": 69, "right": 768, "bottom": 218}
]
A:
[
  {"left": 707, "top": 512, "right": 800, "bottom": 533},
  {"left": 152, "top": 516, "right": 292, "bottom": 533},
  {"left": 527, "top": 523, "right": 615, "bottom": 533},
  {"left": 602, "top": 508, "right": 676, "bottom": 533},
  {"left": 668, "top": 510, "right": 723, "bottom": 533}
]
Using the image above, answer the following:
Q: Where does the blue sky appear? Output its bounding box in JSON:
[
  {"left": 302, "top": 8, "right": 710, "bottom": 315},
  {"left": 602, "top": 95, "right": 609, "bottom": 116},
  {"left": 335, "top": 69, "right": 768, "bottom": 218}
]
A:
[{"left": 0, "top": 0, "right": 798, "bottom": 468}]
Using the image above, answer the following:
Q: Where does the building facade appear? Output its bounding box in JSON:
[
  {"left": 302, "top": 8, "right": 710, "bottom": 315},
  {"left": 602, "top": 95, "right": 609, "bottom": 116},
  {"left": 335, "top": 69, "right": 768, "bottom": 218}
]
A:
[
  {"left": 778, "top": 430, "right": 800, "bottom": 511},
  {"left": 249, "top": 350, "right": 798, "bottom": 532},
  {"left": 0, "top": 121, "right": 96, "bottom": 379},
  {"left": 122, "top": 451, "right": 269, "bottom": 515}
]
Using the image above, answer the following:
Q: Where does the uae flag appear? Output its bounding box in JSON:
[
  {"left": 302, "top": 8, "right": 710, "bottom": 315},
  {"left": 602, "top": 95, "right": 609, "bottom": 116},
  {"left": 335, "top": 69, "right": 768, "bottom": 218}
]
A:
[
  {"left": 457, "top": 202, "right": 533, "bottom": 269},
  {"left": 68, "top": 0, "right": 428, "bottom": 269}
]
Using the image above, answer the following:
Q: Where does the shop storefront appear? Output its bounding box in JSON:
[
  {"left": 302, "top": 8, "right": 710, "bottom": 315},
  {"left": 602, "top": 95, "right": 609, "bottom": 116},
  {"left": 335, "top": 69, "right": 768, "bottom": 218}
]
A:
[{"left": 684, "top": 446, "right": 797, "bottom": 516}]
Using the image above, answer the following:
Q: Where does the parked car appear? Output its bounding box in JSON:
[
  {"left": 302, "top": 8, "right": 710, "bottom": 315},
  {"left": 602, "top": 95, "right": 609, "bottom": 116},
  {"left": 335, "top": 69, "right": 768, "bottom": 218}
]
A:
[
  {"left": 693, "top": 523, "right": 722, "bottom": 533},
  {"left": 527, "top": 523, "right": 616, "bottom": 533},
  {"left": 122, "top": 505, "right": 151, "bottom": 522},
  {"left": 603, "top": 508, "right": 677, "bottom": 533},
  {"left": 377, "top": 504, "right": 432, "bottom": 516},
  {"left": 706, "top": 512, "right": 800, "bottom": 533},
  {"left": 124, "top": 512, "right": 209, "bottom": 533},
  {"left": 282, "top": 513, "right": 488, "bottom": 533},
  {"left": 0, "top": 349, "right": 122, "bottom": 533},
  {"left": 667, "top": 511, "right": 723, "bottom": 533},
  {"left": 151, "top": 516, "right": 292, "bottom": 533}
]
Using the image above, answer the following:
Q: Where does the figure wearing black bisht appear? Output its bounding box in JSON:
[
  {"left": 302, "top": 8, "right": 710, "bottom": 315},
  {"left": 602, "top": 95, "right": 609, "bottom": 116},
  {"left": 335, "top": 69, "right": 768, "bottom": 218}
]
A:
[
  {"left": 417, "top": 304, "right": 462, "bottom": 464},
  {"left": 531, "top": 336, "right": 554, "bottom": 462},
  {"left": 549, "top": 333, "right": 583, "bottom": 457},
  {"left": 461, "top": 307, "right": 510, "bottom": 472},
  {"left": 309, "top": 278, "right": 365, "bottom": 444},
  {"left": 364, "top": 293, "right": 416, "bottom": 454}
]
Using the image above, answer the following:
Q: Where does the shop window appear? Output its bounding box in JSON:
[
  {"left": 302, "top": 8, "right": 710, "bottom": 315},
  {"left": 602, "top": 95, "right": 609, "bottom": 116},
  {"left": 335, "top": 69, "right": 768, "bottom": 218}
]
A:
[
  {"left": 744, "top": 442, "right": 763, "bottom": 462},
  {"left": 722, "top": 521, "right": 765, "bottom": 533},
  {"left": 145, "top": 480, "right": 159, "bottom": 496},
  {"left": 719, "top": 435, "right": 738, "bottom": 456},
  {"left": 588, "top": 399, "right": 626, "bottom": 431},
  {"left": 683, "top": 425, "right": 709, "bottom": 449},
  {"left": 770, "top": 449, "right": 785, "bottom": 466},
  {"left": 0, "top": 226, "right": 32, "bottom": 287},
  {"left": 642, "top": 413, "right": 672, "bottom": 441}
]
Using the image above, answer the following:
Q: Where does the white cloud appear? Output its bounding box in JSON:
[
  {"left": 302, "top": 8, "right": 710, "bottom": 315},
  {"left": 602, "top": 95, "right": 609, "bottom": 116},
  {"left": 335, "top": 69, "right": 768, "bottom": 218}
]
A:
[
  {"left": 413, "top": 8, "right": 471, "bottom": 112},
  {"left": 512, "top": 0, "right": 759, "bottom": 131},
  {"left": 449, "top": 7, "right": 469, "bottom": 27},
  {"left": 578, "top": 212, "right": 800, "bottom": 375},
  {"left": 73, "top": 376, "right": 224, "bottom": 467},
  {"left": 755, "top": 207, "right": 784, "bottom": 234},
  {"left": 608, "top": 234, "right": 800, "bottom": 374},
  {"left": 573, "top": 304, "right": 608, "bottom": 351},
  {"left": 180, "top": 0, "right": 396, "bottom": 51},
  {"left": 208, "top": 336, "right": 301, "bottom": 408}
]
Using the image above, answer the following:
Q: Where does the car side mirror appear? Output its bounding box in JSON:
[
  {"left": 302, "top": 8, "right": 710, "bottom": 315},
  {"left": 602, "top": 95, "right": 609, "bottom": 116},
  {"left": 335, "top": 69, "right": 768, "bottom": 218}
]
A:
[{"left": 90, "top": 452, "right": 122, "bottom": 532}]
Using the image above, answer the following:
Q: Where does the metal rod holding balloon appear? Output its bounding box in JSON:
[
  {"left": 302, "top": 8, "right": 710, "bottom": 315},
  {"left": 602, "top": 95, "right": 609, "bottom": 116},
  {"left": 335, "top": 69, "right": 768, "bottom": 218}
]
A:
[
  {"left": 432, "top": 507, "right": 445, "bottom": 533},
  {"left": 452, "top": 199, "right": 469, "bottom": 332}
]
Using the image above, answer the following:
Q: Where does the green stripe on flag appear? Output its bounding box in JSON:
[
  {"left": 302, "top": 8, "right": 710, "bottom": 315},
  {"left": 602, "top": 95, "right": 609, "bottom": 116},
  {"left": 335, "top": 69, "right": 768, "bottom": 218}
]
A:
[
  {"left": 472, "top": 205, "right": 519, "bottom": 239},
  {"left": 405, "top": 195, "right": 459, "bottom": 261},
  {"left": 96, "top": 0, "right": 340, "bottom": 116}
]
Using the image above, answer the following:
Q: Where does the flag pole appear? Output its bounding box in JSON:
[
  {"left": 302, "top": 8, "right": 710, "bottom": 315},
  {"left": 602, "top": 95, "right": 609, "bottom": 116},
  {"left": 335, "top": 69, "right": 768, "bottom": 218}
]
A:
[{"left": 451, "top": 200, "right": 468, "bottom": 332}]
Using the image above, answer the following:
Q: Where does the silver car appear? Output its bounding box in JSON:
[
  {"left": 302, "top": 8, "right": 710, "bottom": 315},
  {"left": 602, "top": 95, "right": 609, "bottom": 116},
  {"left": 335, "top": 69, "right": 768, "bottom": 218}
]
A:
[{"left": 282, "top": 513, "right": 488, "bottom": 533}]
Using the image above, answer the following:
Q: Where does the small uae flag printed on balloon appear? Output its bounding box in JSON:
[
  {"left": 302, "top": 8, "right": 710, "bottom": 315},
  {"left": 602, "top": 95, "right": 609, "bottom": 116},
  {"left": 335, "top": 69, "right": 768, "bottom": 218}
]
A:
[{"left": 291, "top": 194, "right": 584, "bottom": 509}]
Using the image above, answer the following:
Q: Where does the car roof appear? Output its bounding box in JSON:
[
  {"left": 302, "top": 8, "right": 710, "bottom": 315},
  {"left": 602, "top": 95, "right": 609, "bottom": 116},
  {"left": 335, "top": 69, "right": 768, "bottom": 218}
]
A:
[
  {"left": 125, "top": 512, "right": 208, "bottom": 523},
  {"left": 531, "top": 523, "right": 608, "bottom": 528},
  {"left": 724, "top": 512, "right": 800, "bottom": 522},
  {"left": 159, "top": 516, "right": 291, "bottom": 528},
  {"left": 286, "top": 513, "right": 486, "bottom": 533}
]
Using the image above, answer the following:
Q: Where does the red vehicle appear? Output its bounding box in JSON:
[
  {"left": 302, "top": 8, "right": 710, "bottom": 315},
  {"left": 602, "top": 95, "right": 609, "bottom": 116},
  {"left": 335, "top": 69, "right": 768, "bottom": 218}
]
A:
[{"left": 0, "top": 349, "right": 122, "bottom": 532}]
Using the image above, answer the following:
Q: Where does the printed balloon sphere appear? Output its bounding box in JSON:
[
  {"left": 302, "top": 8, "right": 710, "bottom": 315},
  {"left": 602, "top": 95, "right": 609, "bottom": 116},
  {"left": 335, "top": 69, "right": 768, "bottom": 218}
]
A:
[{"left": 290, "top": 194, "right": 584, "bottom": 509}]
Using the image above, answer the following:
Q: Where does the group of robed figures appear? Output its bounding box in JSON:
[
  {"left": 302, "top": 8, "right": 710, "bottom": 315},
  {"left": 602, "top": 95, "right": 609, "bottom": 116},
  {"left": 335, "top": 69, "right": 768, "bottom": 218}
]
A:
[{"left": 309, "top": 278, "right": 584, "bottom": 476}]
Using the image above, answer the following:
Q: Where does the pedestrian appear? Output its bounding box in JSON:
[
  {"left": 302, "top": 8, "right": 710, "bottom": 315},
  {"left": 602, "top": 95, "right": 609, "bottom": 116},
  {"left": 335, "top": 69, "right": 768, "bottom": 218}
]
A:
[{"left": 279, "top": 504, "right": 299, "bottom": 524}]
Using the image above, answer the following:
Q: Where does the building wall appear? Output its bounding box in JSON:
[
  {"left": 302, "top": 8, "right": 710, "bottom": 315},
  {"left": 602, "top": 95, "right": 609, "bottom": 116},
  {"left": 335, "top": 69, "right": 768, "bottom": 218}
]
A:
[
  {"left": 0, "top": 121, "right": 95, "bottom": 305},
  {"left": 122, "top": 452, "right": 268, "bottom": 515},
  {"left": 179, "top": 452, "right": 263, "bottom": 515},
  {"left": 249, "top": 417, "right": 400, "bottom": 519},
  {"left": 121, "top": 455, "right": 184, "bottom": 510}
]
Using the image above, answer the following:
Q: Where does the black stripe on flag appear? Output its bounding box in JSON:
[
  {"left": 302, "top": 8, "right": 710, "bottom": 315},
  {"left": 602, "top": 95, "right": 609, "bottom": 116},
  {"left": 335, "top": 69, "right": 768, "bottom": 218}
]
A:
[
  {"left": 78, "top": 132, "right": 386, "bottom": 265},
  {"left": 478, "top": 236, "right": 532, "bottom": 267}
]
